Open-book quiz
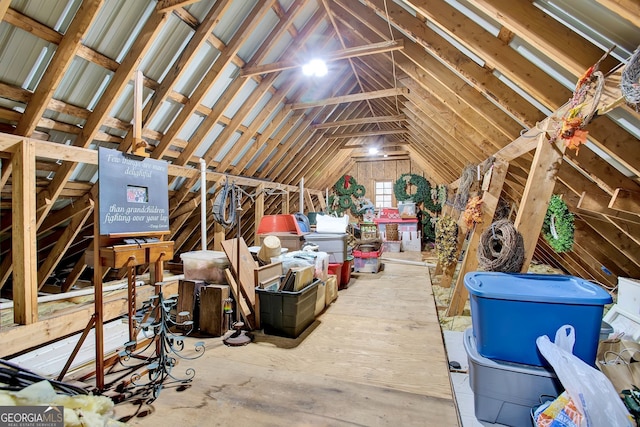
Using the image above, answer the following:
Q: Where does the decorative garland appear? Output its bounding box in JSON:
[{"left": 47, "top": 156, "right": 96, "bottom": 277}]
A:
[
  {"left": 463, "top": 196, "right": 483, "bottom": 230},
  {"left": 437, "top": 185, "right": 448, "bottom": 207},
  {"left": 477, "top": 219, "right": 525, "bottom": 272},
  {"left": 393, "top": 173, "right": 441, "bottom": 212},
  {"left": 453, "top": 166, "right": 475, "bottom": 210},
  {"left": 435, "top": 215, "right": 458, "bottom": 267},
  {"left": 542, "top": 195, "right": 575, "bottom": 253},
  {"left": 550, "top": 48, "right": 611, "bottom": 154},
  {"left": 420, "top": 211, "right": 436, "bottom": 242},
  {"left": 621, "top": 45, "right": 640, "bottom": 109}
]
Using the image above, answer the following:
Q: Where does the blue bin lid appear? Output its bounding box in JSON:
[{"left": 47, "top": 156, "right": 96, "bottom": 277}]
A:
[{"left": 464, "top": 272, "right": 612, "bottom": 305}]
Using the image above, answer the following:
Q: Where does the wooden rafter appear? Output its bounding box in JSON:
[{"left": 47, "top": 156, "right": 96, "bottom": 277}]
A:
[
  {"left": 241, "top": 39, "right": 404, "bottom": 76},
  {"left": 288, "top": 87, "right": 408, "bottom": 110},
  {"left": 156, "top": 0, "right": 200, "bottom": 12},
  {"left": 323, "top": 128, "right": 407, "bottom": 139},
  {"left": 311, "top": 114, "right": 405, "bottom": 129},
  {"left": 14, "top": 1, "right": 104, "bottom": 137},
  {"left": 152, "top": 0, "right": 276, "bottom": 162},
  {"left": 578, "top": 191, "right": 640, "bottom": 224},
  {"left": 610, "top": 188, "right": 640, "bottom": 215},
  {"left": 36, "top": 200, "right": 93, "bottom": 290},
  {"left": 595, "top": 0, "right": 640, "bottom": 27},
  {"left": 0, "top": 0, "right": 10, "bottom": 21}
]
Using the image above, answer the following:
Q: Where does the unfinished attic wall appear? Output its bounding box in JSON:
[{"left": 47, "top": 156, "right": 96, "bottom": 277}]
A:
[{"left": 347, "top": 159, "right": 428, "bottom": 207}]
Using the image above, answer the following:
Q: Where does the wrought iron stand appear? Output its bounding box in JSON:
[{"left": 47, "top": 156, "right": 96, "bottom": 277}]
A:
[{"left": 119, "top": 283, "right": 205, "bottom": 402}]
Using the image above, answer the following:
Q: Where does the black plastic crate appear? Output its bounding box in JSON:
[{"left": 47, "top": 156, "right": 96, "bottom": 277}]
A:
[{"left": 256, "top": 279, "right": 319, "bottom": 338}]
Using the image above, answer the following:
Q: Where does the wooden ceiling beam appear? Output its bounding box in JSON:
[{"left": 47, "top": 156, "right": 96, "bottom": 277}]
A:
[
  {"left": 156, "top": 0, "right": 199, "bottom": 12},
  {"left": 578, "top": 191, "right": 640, "bottom": 225},
  {"left": 404, "top": 129, "right": 460, "bottom": 182},
  {"left": 357, "top": 0, "right": 545, "bottom": 127},
  {"left": 14, "top": 1, "right": 104, "bottom": 137},
  {"left": 582, "top": 216, "right": 640, "bottom": 269},
  {"left": 610, "top": 188, "right": 640, "bottom": 215},
  {"left": 311, "top": 114, "right": 405, "bottom": 129},
  {"left": 339, "top": 141, "right": 409, "bottom": 149},
  {"left": 322, "top": 128, "right": 407, "bottom": 139},
  {"left": 278, "top": 100, "right": 365, "bottom": 185},
  {"left": 333, "top": 0, "right": 522, "bottom": 145},
  {"left": 351, "top": 150, "right": 409, "bottom": 158},
  {"left": 466, "top": 0, "right": 619, "bottom": 78},
  {"left": 153, "top": 1, "right": 275, "bottom": 162},
  {"left": 280, "top": 100, "right": 367, "bottom": 185},
  {"left": 36, "top": 201, "right": 93, "bottom": 290},
  {"left": 141, "top": 0, "right": 234, "bottom": 137},
  {"left": 259, "top": 79, "right": 360, "bottom": 180},
  {"left": 241, "top": 39, "right": 404, "bottom": 77},
  {"left": 404, "top": 145, "right": 447, "bottom": 185},
  {"left": 362, "top": 0, "right": 638, "bottom": 184},
  {"left": 321, "top": 0, "right": 379, "bottom": 120},
  {"left": 4, "top": 8, "right": 119, "bottom": 75},
  {"left": 0, "top": 0, "right": 10, "bottom": 21},
  {"left": 595, "top": 0, "right": 640, "bottom": 27},
  {"left": 33, "top": 11, "right": 170, "bottom": 232},
  {"left": 288, "top": 87, "right": 408, "bottom": 110},
  {"left": 404, "top": 102, "right": 488, "bottom": 162},
  {"left": 212, "top": 9, "right": 329, "bottom": 174}
]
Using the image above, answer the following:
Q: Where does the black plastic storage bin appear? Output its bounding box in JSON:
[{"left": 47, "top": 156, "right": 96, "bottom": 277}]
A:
[{"left": 256, "top": 280, "right": 319, "bottom": 338}]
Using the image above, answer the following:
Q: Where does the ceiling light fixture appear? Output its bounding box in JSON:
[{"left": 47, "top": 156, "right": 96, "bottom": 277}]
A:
[
  {"left": 368, "top": 147, "right": 379, "bottom": 154},
  {"left": 302, "top": 59, "right": 328, "bottom": 77}
]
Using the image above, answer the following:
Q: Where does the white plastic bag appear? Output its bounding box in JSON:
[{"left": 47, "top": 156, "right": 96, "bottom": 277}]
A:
[
  {"left": 537, "top": 325, "right": 633, "bottom": 427},
  {"left": 315, "top": 214, "right": 349, "bottom": 233}
]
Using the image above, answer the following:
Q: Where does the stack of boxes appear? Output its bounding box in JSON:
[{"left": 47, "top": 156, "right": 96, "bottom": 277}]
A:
[
  {"left": 304, "top": 232, "right": 350, "bottom": 288},
  {"left": 374, "top": 207, "right": 420, "bottom": 252},
  {"left": 463, "top": 272, "right": 612, "bottom": 426}
]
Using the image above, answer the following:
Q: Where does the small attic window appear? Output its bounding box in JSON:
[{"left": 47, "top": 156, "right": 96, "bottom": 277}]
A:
[{"left": 375, "top": 181, "right": 393, "bottom": 209}]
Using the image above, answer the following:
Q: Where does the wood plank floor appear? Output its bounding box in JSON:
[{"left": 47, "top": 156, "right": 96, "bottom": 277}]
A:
[{"left": 115, "top": 252, "right": 460, "bottom": 426}]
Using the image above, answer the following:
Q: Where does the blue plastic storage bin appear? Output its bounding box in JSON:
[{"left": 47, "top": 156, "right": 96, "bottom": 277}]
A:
[{"left": 464, "top": 272, "right": 612, "bottom": 367}]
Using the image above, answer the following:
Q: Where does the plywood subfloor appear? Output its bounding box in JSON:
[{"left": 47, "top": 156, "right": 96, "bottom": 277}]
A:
[{"left": 113, "top": 252, "right": 459, "bottom": 426}]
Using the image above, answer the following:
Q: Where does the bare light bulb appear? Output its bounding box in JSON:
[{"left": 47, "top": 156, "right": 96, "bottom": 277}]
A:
[{"left": 302, "top": 59, "right": 327, "bottom": 77}]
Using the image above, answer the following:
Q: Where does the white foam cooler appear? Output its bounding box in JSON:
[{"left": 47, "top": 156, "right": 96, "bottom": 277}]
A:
[{"left": 464, "top": 328, "right": 563, "bottom": 426}]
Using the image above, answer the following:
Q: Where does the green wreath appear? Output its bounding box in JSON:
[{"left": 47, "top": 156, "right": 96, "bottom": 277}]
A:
[
  {"left": 352, "top": 184, "right": 366, "bottom": 198},
  {"left": 542, "top": 195, "right": 575, "bottom": 253},
  {"left": 334, "top": 175, "right": 357, "bottom": 196},
  {"left": 339, "top": 194, "right": 353, "bottom": 209},
  {"left": 394, "top": 173, "right": 442, "bottom": 212}
]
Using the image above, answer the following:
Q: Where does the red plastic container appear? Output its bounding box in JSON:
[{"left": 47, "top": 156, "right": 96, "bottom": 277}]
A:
[
  {"left": 328, "top": 263, "right": 343, "bottom": 288},
  {"left": 341, "top": 257, "right": 353, "bottom": 289},
  {"left": 257, "top": 214, "right": 304, "bottom": 235}
]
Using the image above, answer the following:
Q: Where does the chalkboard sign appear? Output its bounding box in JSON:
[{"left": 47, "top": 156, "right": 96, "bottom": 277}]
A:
[{"left": 98, "top": 147, "right": 170, "bottom": 235}]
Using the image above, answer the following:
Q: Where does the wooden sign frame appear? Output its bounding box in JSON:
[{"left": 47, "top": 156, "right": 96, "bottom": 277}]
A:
[{"left": 98, "top": 147, "right": 169, "bottom": 235}]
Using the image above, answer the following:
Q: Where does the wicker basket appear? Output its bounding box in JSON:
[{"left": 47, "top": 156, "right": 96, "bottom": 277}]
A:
[{"left": 386, "top": 223, "right": 399, "bottom": 241}]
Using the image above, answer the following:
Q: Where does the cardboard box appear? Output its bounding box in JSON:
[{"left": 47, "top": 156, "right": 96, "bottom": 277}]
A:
[{"left": 401, "top": 231, "right": 421, "bottom": 252}]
